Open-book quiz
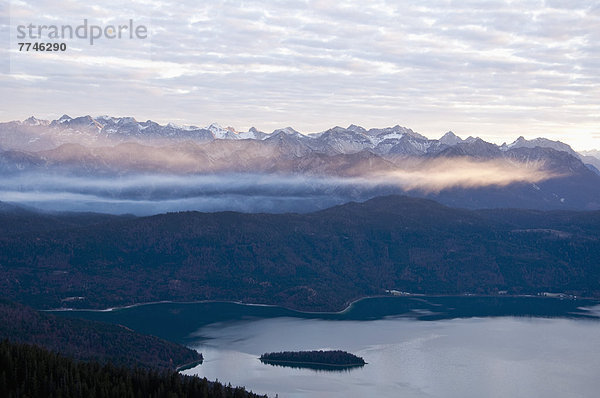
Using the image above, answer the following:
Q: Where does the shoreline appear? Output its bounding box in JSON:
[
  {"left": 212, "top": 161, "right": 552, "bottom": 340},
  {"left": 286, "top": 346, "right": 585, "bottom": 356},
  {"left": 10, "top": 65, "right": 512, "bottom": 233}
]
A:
[
  {"left": 175, "top": 358, "right": 204, "bottom": 372},
  {"left": 44, "top": 293, "right": 600, "bottom": 315},
  {"left": 44, "top": 295, "right": 379, "bottom": 313}
]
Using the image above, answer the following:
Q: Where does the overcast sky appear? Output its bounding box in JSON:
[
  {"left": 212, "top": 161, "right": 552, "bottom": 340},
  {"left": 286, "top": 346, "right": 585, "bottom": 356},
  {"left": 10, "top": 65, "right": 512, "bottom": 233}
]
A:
[{"left": 1, "top": 0, "right": 599, "bottom": 149}]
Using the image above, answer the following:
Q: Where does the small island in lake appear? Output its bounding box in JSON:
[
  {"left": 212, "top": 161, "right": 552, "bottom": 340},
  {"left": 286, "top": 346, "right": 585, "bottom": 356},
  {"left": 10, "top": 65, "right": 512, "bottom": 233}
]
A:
[{"left": 259, "top": 350, "right": 366, "bottom": 370}]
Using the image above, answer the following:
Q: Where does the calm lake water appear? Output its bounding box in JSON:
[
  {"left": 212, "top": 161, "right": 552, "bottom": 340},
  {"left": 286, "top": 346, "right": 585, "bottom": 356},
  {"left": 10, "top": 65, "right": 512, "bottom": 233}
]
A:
[{"left": 56, "top": 296, "right": 600, "bottom": 398}]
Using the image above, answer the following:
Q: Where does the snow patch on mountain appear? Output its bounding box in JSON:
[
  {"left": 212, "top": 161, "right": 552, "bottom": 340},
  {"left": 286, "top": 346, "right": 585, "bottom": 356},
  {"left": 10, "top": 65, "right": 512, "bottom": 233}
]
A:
[{"left": 2, "top": 115, "right": 596, "bottom": 164}]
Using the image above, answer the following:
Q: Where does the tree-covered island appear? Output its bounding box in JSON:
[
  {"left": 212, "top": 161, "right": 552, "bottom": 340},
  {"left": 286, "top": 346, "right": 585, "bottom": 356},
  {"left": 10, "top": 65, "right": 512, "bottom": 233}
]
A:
[{"left": 259, "top": 350, "right": 366, "bottom": 368}]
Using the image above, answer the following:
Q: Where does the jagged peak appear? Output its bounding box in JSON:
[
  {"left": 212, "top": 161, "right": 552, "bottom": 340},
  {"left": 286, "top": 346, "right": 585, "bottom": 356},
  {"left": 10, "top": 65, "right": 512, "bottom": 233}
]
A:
[
  {"left": 272, "top": 127, "right": 301, "bottom": 136},
  {"left": 116, "top": 116, "right": 138, "bottom": 124},
  {"left": 507, "top": 135, "right": 577, "bottom": 155},
  {"left": 23, "top": 116, "right": 45, "bottom": 126},
  {"left": 442, "top": 131, "right": 457, "bottom": 138},
  {"left": 3, "top": 116, "right": 584, "bottom": 160},
  {"left": 347, "top": 124, "right": 367, "bottom": 134},
  {"left": 328, "top": 126, "right": 350, "bottom": 133},
  {"left": 438, "top": 131, "right": 463, "bottom": 146}
]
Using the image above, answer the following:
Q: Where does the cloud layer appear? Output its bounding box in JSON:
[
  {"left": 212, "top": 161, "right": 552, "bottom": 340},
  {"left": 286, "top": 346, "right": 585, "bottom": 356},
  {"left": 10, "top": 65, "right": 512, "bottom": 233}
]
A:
[
  {"left": 0, "top": 155, "right": 557, "bottom": 214},
  {"left": 368, "top": 157, "right": 559, "bottom": 193}
]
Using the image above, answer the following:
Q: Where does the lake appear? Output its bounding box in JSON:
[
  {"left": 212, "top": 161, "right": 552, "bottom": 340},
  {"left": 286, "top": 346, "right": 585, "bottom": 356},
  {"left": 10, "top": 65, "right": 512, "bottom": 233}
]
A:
[{"left": 56, "top": 296, "right": 600, "bottom": 397}]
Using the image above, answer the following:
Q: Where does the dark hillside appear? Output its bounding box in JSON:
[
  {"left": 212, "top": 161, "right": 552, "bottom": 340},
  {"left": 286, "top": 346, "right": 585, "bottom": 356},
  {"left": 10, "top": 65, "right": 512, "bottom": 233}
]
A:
[
  {"left": 0, "top": 299, "right": 201, "bottom": 370},
  {"left": 1, "top": 196, "right": 599, "bottom": 311}
]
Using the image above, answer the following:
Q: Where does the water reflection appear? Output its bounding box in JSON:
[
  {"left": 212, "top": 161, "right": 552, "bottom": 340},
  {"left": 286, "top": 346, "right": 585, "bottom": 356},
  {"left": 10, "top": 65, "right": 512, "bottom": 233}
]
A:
[
  {"left": 54, "top": 296, "right": 600, "bottom": 345},
  {"left": 259, "top": 359, "right": 365, "bottom": 373},
  {"left": 53, "top": 296, "right": 600, "bottom": 397},
  {"left": 184, "top": 316, "right": 600, "bottom": 398}
]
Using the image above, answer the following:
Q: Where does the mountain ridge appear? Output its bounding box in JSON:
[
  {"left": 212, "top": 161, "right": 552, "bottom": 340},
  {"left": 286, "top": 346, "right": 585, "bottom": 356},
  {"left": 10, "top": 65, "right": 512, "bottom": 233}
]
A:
[
  {"left": 1, "top": 195, "right": 599, "bottom": 312},
  {"left": 2, "top": 115, "right": 592, "bottom": 159},
  {"left": 2, "top": 115, "right": 600, "bottom": 212}
]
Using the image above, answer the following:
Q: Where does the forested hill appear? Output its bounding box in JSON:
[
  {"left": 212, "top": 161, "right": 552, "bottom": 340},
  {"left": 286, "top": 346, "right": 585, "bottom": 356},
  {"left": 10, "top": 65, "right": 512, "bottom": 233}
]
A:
[
  {"left": 0, "top": 202, "right": 132, "bottom": 236},
  {"left": 0, "top": 339, "right": 264, "bottom": 398},
  {"left": 1, "top": 195, "right": 600, "bottom": 311},
  {"left": 0, "top": 299, "right": 201, "bottom": 370}
]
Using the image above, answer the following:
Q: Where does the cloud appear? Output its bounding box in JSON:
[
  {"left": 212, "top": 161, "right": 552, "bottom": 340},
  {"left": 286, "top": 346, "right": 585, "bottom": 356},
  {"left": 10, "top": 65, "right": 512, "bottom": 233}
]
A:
[
  {"left": 0, "top": 172, "right": 374, "bottom": 214},
  {"left": 0, "top": 155, "right": 559, "bottom": 214},
  {"left": 365, "top": 157, "right": 560, "bottom": 193},
  {"left": 1, "top": 0, "right": 599, "bottom": 149}
]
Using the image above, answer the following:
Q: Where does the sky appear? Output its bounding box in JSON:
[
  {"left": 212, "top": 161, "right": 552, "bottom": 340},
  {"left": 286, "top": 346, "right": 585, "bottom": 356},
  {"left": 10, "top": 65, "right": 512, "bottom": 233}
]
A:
[{"left": 1, "top": 0, "right": 599, "bottom": 150}]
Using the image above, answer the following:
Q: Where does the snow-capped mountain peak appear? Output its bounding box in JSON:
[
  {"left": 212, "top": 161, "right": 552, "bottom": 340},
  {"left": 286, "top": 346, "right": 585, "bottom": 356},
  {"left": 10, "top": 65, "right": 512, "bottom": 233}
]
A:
[
  {"left": 166, "top": 122, "right": 199, "bottom": 131},
  {"left": 503, "top": 136, "right": 577, "bottom": 157},
  {"left": 206, "top": 123, "right": 237, "bottom": 139},
  {"left": 272, "top": 127, "right": 302, "bottom": 137},
  {"left": 237, "top": 127, "right": 268, "bottom": 140},
  {"left": 22, "top": 116, "right": 47, "bottom": 126},
  {"left": 2, "top": 115, "right": 597, "bottom": 168},
  {"left": 116, "top": 117, "right": 138, "bottom": 126},
  {"left": 95, "top": 115, "right": 116, "bottom": 123}
]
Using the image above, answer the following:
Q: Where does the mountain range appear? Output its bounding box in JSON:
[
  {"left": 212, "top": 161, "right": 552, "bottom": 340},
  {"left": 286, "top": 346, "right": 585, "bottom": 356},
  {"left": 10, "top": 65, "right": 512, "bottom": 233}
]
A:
[
  {"left": 2, "top": 115, "right": 599, "bottom": 162},
  {"left": 1, "top": 115, "right": 600, "bottom": 212}
]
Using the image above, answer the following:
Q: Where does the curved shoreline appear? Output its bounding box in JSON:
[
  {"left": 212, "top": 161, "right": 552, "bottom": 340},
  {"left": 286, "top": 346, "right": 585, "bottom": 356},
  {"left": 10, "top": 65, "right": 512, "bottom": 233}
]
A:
[
  {"left": 44, "top": 295, "right": 377, "bottom": 314},
  {"left": 45, "top": 293, "right": 600, "bottom": 316}
]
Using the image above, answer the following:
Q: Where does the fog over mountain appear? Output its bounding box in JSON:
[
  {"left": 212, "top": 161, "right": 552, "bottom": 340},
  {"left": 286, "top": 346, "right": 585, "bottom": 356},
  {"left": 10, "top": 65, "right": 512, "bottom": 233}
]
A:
[{"left": 1, "top": 115, "right": 599, "bottom": 214}]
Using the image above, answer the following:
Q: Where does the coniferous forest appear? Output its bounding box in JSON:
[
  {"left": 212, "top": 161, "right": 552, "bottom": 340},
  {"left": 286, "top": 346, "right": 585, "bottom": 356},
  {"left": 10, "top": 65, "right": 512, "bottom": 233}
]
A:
[
  {"left": 0, "top": 299, "right": 201, "bottom": 370},
  {"left": 2, "top": 195, "right": 600, "bottom": 313},
  {"left": 260, "top": 350, "right": 365, "bottom": 366},
  {"left": 0, "top": 339, "right": 266, "bottom": 398}
]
